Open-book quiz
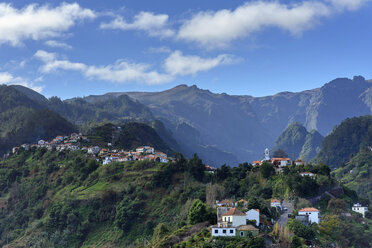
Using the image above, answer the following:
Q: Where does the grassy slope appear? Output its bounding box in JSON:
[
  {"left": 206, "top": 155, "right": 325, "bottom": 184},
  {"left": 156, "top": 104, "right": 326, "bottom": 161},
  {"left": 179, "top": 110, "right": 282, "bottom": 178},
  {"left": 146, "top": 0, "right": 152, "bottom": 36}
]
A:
[{"left": 0, "top": 150, "right": 203, "bottom": 248}]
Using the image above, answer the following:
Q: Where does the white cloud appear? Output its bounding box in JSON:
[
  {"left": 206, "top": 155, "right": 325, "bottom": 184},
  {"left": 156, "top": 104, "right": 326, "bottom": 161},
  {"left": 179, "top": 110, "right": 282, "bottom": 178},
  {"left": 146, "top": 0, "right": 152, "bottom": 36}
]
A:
[
  {"left": 0, "top": 2, "right": 95, "bottom": 46},
  {"left": 0, "top": 72, "right": 43, "bottom": 92},
  {"left": 177, "top": 0, "right": 368, "bottom": 48},
  {"left": 164, "top": 51, "right": 237, "bottom": 76},
  {"left": 34, "top": 50, "right": 172, "bottom": 85},
  {"left": 100, "top": 11, "right": 174, "bottom": 38},
  {"left": 34, "top": 50, "right": 235, "bottom": 84},
  {"left": 328, "top": 0, "right": 369, "bottom": 11},
  {"left": 45, "top": 40, "right": 72, "bottom": 50}
]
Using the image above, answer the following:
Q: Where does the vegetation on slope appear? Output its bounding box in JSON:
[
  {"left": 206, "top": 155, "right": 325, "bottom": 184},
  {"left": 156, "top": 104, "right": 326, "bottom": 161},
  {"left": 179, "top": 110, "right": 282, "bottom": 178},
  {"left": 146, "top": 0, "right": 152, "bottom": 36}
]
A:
[
  {"left": 90, "top": 122, "right": 174, "bottom": 155},
  {"left": 333, "top": 149, "right": 372, "bottom": 200},
  {"left": 273, "top": 122, "right": 323, "bottom": 161},
  {"left": 0, "top": 146, "right": 371, "bottom": 247},
  {"left": 313, "top": 115, "right": 372, "bottom": 168}
]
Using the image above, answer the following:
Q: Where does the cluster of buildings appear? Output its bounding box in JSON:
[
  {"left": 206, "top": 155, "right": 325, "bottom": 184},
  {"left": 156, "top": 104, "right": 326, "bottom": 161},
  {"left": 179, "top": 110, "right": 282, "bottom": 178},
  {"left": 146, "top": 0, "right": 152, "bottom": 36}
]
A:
[
  {"left": 101, "top": 146, "right": 169, "bottom": 165},
  {"left": 11, "top": 133, "right": 88, "bottom": 154},
  {"left": 211, "top": 198, "right": 285, "bottom": 237},
  {"left": 252, "top": 148, "right": 316, "bottom": 177},
  {"left": 9, "top": 134, "right": 170, "bottom": 165}
]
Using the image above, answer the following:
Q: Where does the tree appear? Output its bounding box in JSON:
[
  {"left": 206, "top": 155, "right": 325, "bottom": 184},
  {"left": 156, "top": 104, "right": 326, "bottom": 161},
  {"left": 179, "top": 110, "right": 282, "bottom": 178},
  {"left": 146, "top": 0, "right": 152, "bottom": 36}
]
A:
[
  {"left": 273, "top": 149, "right": 288, "bottom": 158},
  {"left": 327, "top": 198, "right": 346, "bottom": 214},
  {"left": 152, "top": 223, "right": 169, "bottom": 244},
  {"left": 187, "top": 199, "right": 214, "bottom": 225},
  {"left": 187, "top": 154, "right": 205, "bottom": 181},
  {"left": 115, "top": 196, "right": 144, "bottom": 231},
  {"left": 247, "top": 197, "right": 260, "bottom": 210},
  {"left": 259, "top": 162, "right": 275, "bottom": 179},
  {"left": 287, "top": 219, "right": 315, "bottom": 240}
]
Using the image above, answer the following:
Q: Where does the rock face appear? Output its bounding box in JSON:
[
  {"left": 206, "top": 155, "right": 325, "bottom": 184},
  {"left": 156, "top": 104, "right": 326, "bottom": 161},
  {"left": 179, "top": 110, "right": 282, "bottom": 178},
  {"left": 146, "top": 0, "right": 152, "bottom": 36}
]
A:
[{"left": 273, "top": 122, "right": 323, "bottom": 161}]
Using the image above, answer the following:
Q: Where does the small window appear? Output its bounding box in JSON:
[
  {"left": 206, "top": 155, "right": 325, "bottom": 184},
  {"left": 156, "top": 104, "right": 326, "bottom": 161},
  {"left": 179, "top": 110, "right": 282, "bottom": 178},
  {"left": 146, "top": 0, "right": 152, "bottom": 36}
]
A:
[
  {"left": 230, "top": 230, "right": 234, "bottom": 234},
  {"left": 240, "top": 231, "right": 244, "bottom": 236},
  {"left": 223, "top": 230, "right": 226, "bottom": 234},
  {"left": 214, "top": 230, "right": 218, "bottom": 234}
]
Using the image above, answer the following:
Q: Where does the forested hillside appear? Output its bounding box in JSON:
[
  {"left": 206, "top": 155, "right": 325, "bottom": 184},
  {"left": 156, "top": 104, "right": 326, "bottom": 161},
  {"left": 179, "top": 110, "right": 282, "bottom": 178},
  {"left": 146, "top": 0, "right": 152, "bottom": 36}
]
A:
[
  {"left": 273, "top": 122, "right": 323, "bottom": 161},
  {"left": 0, "top": 85, "right": 76, "bottom": 154},
  {"left": 1, "top": 147, "right": 371, "bottom": 247},
  {"left": 312, "top": 115, "right": 372, "bottom": 168}
]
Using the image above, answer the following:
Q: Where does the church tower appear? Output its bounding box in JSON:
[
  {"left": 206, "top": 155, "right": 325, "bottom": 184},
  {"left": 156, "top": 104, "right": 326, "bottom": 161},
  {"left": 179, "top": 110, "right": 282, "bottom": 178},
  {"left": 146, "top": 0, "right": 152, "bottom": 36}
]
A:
[{"left": 264, "top": 148, "right": 270, "bottom": 161}]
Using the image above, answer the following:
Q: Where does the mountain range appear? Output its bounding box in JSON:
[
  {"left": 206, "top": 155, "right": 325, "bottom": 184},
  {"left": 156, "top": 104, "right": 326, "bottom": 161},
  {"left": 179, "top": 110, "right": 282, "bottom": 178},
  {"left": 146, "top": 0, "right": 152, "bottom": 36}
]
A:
[
  {"left": 2, "top": 75, "right": 372, "bottom": 166},
  {"left": 84, "top": 75, "right": 372, "bottom": 165}
]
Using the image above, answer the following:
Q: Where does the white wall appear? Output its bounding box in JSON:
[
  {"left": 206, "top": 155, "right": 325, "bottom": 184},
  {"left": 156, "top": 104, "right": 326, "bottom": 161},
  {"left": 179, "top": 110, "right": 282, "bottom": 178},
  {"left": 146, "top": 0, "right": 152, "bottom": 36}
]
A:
[
  {"left": 298, "top": 211, "right": 319, "bottom": 224},
  {"left": 246, "top": 210, "right": 259, "bottom": 226},
  {"left": 212, "top": 227, "right": 236, "bottom": 237}
]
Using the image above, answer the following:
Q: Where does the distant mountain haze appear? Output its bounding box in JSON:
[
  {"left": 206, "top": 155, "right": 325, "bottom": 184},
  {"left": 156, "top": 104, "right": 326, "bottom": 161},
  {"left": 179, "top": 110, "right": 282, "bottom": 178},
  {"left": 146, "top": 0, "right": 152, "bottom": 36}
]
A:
[
  {"left": 102, "top": 76, "right": 372, "bottom": 165},
  {"left": 5, "top": 75, "right": 372, "bottom": 166},
  {"left": 273, "top": 122, "right": 323, "bottom": 161}
]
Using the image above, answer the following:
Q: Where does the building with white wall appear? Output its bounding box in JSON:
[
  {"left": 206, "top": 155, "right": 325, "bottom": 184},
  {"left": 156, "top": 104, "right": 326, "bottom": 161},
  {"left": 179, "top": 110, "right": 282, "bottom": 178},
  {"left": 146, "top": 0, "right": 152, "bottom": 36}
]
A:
[
  {"left": 298, "top": 207, "right": 320, "bottom": 224},
  {"left": 246, "top": 209, "right": 260, "bottom": 226},
  {"left": 352, "top": 203, "right": 368, "bottom": 218}
]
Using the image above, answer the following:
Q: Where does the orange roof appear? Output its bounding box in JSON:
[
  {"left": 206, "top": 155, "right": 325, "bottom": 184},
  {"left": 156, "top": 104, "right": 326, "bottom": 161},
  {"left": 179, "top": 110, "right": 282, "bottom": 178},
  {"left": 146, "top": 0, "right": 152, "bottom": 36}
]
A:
[
  {"left": 299, "top": 207, "right": 319, "bottom": 212},
  {"left": 222, "top": 208, "right": 246, "bottom": 216},
  {"left": 271, "top": 198, "right": 280, "bottom": 203},
  {"left": 220, "top": 199, "right": 233, "bottom": 204},
  {"left": 271, "top": 158, "right": 290, "bottom": 161},
  {"left": 236, "top": 199, "right": 248, "bottom": 203}
]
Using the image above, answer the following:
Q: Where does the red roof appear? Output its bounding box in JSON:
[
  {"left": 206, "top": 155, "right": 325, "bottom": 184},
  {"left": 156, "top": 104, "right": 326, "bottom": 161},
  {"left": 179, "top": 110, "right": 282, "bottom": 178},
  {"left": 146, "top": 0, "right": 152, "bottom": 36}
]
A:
[
  {"left": 222, "top": 208, "right": 246, "bottom": 216},
  {"left": 299, "top": 207, "right": 319, "bottom": 212},
  {"left": 271, "top": 158, "right": 290, "bottom": 161},
  {"left": 271, "top": 198, "right": 280, "bottom": 203}
]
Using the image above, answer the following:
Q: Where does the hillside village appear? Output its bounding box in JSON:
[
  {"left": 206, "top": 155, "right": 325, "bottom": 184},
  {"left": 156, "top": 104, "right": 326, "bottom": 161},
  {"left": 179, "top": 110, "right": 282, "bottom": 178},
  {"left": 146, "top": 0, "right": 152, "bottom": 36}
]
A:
[
  {"left": 0, "top": 132, "right": 371, "bottom": 247},
  {"left": 207, "top": 147, "right": 369, "bottom": 241},
  {"left": 7, "top": 132, "right": 171, "bottom": 165}
]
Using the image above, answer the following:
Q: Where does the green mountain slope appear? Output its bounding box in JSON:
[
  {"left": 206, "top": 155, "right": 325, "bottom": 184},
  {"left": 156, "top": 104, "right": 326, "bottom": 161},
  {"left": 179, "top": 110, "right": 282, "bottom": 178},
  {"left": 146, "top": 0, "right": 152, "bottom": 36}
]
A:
[
  {"left": 91, "top": 122, "right": 174, "bottom": 155},
  {"left": 1, "top": 147, "right": 371, "bottom": 247},
  {"left": 333, "top": 150, "right": 372, "bottom": 200},
  {"left": 273, "top": 123, "right": 323, "bottom": 161},
  {"left": 0, "top": 86, "right": 76, "bottom": 154},
  {"left": 299, "top": 130, "right": 323, "bottom": 160},
  {"left": 312, "top": 115, "right": 372, "bottom": 168},
  {"left": 48, "top": 95, "right": 154, "bottom": 124}
]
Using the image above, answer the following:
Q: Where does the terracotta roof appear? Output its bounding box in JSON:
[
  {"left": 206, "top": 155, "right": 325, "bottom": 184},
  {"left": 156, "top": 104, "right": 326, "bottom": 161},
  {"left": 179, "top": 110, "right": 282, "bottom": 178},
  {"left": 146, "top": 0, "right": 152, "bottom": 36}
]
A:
[
  {"left": 299, "top": 207, "right": 319, "bottom": 212},
  {"left": 252, "top": 160, "right": 262, "bottom": 164},
  {"left": 237, "top": 225, "right": 259, "bottom": 231},
  {"left": 236, "top": 199, "right": 248, "bottom": 203},
  {"left": 222, "top": 208, "right": 246, "bottom": 216},
  {"left": 271, "top": 158, "right": 290, "bottom": 161},
  {"left": 220, "top": 199, "right": 233, "bottom": 204},
  {"left": 271, "top": 198, "right": 280, "bottom": 203}
]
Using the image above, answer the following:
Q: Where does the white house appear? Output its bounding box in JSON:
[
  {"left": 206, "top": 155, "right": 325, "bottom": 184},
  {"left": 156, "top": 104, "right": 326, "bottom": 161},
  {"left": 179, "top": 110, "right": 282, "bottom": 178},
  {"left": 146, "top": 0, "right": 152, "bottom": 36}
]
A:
[
  {"left": 136, "top": 146, "right": 154, "bottom": 154},
  {"left": 270, "top": 199, "right": 282, "bottom": 209},
  {"left": 221, "top": 208, "right": 246, "bottom": 227},
  {"left": 300, "top": 172, "right": 316, "bottom": 178},
  {"left": 21, "top": 144, "right": 30, "bottom": 151},
  {"left": 298, "top": 208, "right": 320, "bottom": 224},
  {"left": 352, "top": 203, "right": 368, "bottom": 218},
  {"left": 88, "top": 146, "right": 100, "bottom": 154},
  {"left": 212, "top": 224, "right": 236, "bottom": 237},
  {"left": 212, "top": 208, "right": 246, "bottom": 237},
  {"left": 271, "top": 158, "right": 291, "bottom": 167},
  {"left": 38, "top": 140, "right": 46, "bottom": 146},
  {"left": 246, "top": 209, "right": 260, "bottom": 226}
]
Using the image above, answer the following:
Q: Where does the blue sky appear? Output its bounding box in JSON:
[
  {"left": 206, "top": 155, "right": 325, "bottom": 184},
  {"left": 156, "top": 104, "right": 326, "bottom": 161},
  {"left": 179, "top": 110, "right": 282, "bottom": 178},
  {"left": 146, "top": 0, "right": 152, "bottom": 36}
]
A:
[{"left": 0, "top": 0, "right": 371, "bottom": 99}]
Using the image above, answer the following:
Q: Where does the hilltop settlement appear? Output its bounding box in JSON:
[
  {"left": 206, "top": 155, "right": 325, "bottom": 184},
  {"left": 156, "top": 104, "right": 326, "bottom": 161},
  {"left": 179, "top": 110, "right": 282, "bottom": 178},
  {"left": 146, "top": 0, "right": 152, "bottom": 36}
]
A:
[{"left": 8, "top": 132, "right": 171, "bottom": 165}]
